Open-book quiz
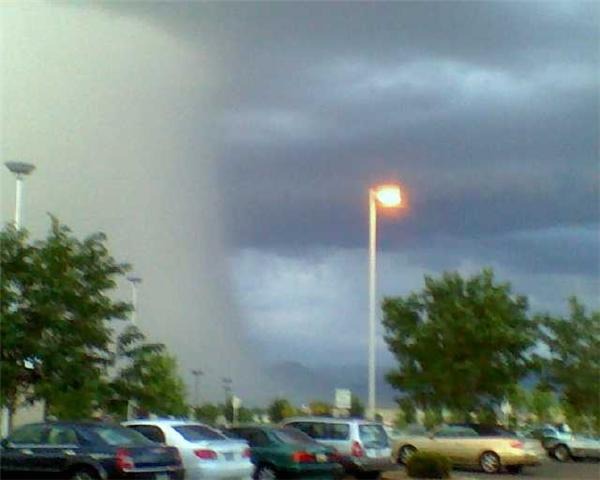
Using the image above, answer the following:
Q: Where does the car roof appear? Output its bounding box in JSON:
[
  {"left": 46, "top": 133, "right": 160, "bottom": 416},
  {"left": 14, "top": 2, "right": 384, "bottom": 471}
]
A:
[
  {"left": 123, "top": 419, "right": 213, "bottom": 427},
  {"left": 282, "top": 416, "right": 379, "bottom": 425}
]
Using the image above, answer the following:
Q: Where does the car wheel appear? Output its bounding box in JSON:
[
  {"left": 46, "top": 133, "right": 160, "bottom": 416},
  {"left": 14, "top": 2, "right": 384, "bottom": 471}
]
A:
[
  {"left": 70, "top": 468, "right": 99, "bottom": 480},
  {"left": 397, "top": 444, "right": 417, "bottom": 464},
  {"left": 554, "top": 444, "right": 572, "bottom": 462},
  {"left": 255, "top": 465, "right": 277, "bottom": 480},
  {"left": 506, "top": 465, "right": 523, "bottom": 475},
  {"left": 479, "top": 451, "right": 501, "bottom": 474}
]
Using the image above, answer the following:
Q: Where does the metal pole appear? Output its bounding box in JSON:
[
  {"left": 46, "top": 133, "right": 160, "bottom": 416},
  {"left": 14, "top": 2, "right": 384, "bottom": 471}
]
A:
[
  {"left": 368, "top": 190, "right": 377, "bottom": 420},
  {"left": 14, "top": 176, "right": 23, "bottom": 229},
  {"left": 131, "top": 283, "right": 138, "bottom": 324}
]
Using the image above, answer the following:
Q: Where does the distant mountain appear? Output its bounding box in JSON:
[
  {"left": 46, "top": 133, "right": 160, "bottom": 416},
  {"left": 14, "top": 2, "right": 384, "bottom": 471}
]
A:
[{"left": 265, "top": 361, "right": 398, "bottom": 407}]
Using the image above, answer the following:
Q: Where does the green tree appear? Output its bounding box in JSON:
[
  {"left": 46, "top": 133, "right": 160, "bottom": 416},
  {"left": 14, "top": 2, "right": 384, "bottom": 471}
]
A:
[
  {"left": 1, "top": 220, "right": 131, "bottom": 424},
  {"left": 267, "top": 398, "right": 296, "bottom": 422},
  {"left": 423, "top": 409, "right": 443, "bottom": 430},
  {"left": 111, "top": 324, "right": 188, "bottom": 418},
  {"left": 537, "top": 297, "right": 600, "bottom": 430},
  {"left": 528, "top": 385, "right": 557, "bottom": 424},
  {"left": 383, "top": 269, "right": 536, "bottom": 416},
  {"left": 349, "top": 394, "right": 365, "bottom": 418},
  {"left": 397, "top": 397, "right": 417, "bottom": 424},
  {"left": 309, "top": 400, "right": 332, "bottom": 416},
  {"left": 193, "top": 403, "right": 221, "bottom": 425}
]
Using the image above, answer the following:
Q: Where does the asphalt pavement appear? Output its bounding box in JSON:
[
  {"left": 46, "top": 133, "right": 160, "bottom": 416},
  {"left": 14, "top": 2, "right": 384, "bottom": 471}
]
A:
[{"left": 347, "top": 459, "right": 600, "bottom": 480}]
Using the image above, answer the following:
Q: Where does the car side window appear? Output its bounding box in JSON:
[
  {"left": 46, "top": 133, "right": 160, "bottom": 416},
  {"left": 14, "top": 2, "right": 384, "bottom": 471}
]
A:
[
  {"left": 329, "top": 423, "right": 350, "bottom": 440},
  {"left": 127, "top": 425, "right": 166, "bottom": 444},
  {"left": 288, "top": 422, "right": 311, "bottom": 436},
  {"left": 47, "top": 426, "right": 79, "bottom": 446},
  {"left": 249, "top": 430, "right": 271, "bottom": 447},
  {"left": 436, "top": 426, "right": 476, "bottom": 438},
  {"left": 8, "top": 424, "right": 46, "bottom": 445}
]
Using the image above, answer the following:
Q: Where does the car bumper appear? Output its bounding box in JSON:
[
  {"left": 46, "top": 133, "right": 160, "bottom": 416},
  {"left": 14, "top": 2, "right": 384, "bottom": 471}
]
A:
[{"left": 186, "top": 461, "right": 254, "bottom": 480}]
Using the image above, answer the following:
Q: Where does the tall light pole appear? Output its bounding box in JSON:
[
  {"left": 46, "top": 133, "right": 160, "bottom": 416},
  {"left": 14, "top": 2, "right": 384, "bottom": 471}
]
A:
[
  {"left": 368, "top": 184, "right": 402, "bottom": 420},
  {"left": 5, "top": 162, "right": 36, "bottom": 230},
  {"left": 127, "top": 276, "right": 142, "bottom": 324},
  {"left": 2, "top": 162, "right": 35, "bottom": 438},
  {"left": 191, "top": 369, "right": 203, "bottom": 408}
]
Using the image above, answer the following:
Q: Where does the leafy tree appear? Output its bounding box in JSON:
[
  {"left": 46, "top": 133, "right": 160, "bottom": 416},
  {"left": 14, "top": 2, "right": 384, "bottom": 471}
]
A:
[
  {"left": 309, "top": 400, "right": 332, "bottom": 416},
  {"left": 1, "top": 220, "right": 131, "bottom": 425},
  {"left": 267, "top": 398, "right": 296, "bottom": 422},
  {"left": 193, "top": 403, "right": 221, "bottom": 425},
  {"left": 383, "top": 269, "right": 536, "bottom": 416},
  {"left": 0, "top": 226, "right": 40, "bottom": 428},
  {"left": 111, "top": 324, "right": 188, "bottom": 418},
  {"left": 397, "top": 397, "right": 417, "bottom": 424},
  {"left": 527, "top": 385, "right": 556, "bottom": 424},
  {"left": 537, "top": 297, "right": 600, "bottom": 430},
  {"left": 423, "top": 409, "right": 443, "bottom": 430},
  {"left": 349, "top": 394, "right": 365, "bottom": 418}
]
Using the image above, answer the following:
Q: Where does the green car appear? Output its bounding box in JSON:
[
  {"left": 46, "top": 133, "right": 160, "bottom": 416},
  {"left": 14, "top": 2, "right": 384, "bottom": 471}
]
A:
[{"left": 226, "top": 425, "right": 344, "bottom": 480}]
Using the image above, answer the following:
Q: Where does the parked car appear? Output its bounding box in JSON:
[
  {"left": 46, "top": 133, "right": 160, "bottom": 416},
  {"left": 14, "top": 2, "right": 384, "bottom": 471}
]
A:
[
  {"left": 123, "top": 419, "right": 254, "bottom": 480},
  {"left": 526, "top": 425, "right": 600, "bottom": 462},
  {"left": 391, "top": 424, "right": 541, "bottom": 474},
  {"left": 225, "top": 424, "right": 344, "bottom": 479},
  {"left": 0, "top": 421, "right": 184, "bottom": 479},
  {"left": 281, "top": 416, "right": 394, "bottom": 477}
]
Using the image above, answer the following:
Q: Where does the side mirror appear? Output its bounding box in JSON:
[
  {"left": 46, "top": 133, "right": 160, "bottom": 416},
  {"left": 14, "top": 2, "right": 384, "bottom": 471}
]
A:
[{"left": 428, "top": 433, "right": 435, "bottom": 439}]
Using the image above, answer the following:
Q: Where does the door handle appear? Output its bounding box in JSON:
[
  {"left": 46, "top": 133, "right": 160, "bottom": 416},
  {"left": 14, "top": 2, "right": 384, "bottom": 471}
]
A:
[{"left": 20, "top": 449, "right": 33, "bottom": 455}]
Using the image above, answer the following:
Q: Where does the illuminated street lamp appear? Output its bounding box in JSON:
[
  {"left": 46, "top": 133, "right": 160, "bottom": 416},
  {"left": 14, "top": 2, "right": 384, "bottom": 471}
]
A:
[
  {"left": 368, "top": 184, "right": 402, "bottom": 420},
  {"left": 5, "top": 162, "right": 36, "bottom": 230},
  {"left": 127, "top": 276, "right": 142, "bottom": 324}
]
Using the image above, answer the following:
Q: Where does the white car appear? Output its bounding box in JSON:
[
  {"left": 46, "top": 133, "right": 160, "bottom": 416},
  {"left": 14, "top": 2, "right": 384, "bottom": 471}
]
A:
[{"left": 124, "top": 419, "right": 254, "bottom": 480}]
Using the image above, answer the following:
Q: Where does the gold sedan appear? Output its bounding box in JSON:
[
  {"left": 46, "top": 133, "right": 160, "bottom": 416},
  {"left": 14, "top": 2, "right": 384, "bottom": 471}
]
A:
[{"left": 392, "top": 424, "right": 541, "bottom": 474}]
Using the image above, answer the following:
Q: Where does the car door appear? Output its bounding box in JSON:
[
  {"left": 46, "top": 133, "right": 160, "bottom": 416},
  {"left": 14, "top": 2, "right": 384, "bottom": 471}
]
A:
[
  {"left": 0, "top": 423, "right": 49, "bottom": 478},
  {"left": 428, "top": 426, "right": 459, "bottom": 460},
  {"left": 38, "top": 424, "right": 82, "bottom": 475}
]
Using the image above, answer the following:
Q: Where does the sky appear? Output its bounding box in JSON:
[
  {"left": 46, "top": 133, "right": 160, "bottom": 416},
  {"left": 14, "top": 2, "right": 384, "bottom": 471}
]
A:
[{"left": 1, "top": 1, "right": 598, "bottom": 406}]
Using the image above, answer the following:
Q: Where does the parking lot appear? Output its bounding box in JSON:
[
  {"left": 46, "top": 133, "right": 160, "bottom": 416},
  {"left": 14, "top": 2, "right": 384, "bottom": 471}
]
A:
[{"left": 347, "top": 459, "right": 600, "bottom": 480}]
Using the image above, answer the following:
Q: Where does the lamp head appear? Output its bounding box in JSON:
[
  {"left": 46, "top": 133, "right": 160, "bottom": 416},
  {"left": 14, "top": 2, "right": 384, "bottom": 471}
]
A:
[{"left": 5, "top": 162, "right": 35, "bottom": 176}]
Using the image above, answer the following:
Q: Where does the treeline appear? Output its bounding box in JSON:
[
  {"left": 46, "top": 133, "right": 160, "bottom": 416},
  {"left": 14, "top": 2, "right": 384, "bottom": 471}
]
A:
[
  {"left": 383, "top": 269, "right": 600, "bottom": 433},
  {"left": 1, "top": 219, "right": 187, "bottom": 430}
]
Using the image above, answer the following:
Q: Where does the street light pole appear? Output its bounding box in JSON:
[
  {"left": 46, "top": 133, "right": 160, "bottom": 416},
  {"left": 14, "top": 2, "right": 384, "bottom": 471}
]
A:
[
  {"left": 5, "top": 162, "right": 35, "bottom": 230},
  {"left": 367, "top": 185, "right": 402, "bottom": 420},
  {"left": 127, "top": 276, "right": 142, "bottom": 324}
]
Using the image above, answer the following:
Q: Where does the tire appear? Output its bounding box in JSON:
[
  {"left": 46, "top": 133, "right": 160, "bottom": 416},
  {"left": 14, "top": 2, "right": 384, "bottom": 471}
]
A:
[
  {"left": 479, "top": 451, "right": 501, "bottom": 474},
  {"left": 554, "top": 444, "right": 572, "bottom": 462},
  {"left": 506, "top": 465, "right": 523, "bottom": 475},
  {"left": 255, "top": 465, "right": 277, "bottom": 480},
  {"left": 397, "top": 444, "right": 417, "bottom": 464},
  {"left": 69, "top": 468, "right": 99, "bottom": 480}
]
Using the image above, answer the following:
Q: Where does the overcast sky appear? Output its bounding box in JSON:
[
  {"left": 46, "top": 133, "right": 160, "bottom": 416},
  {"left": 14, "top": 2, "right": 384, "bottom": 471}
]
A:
[{"left": 1, "top": 1, "right": 598, "bottom": 405}]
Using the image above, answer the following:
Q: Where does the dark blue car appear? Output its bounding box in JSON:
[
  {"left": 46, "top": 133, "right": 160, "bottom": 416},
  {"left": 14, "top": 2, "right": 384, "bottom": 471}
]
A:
[{"left": 1, "top": 421, "right": 184, "bottom": 479}]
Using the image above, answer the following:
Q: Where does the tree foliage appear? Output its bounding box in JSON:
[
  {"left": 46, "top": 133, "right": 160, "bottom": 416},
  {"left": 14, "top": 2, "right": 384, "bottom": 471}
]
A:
[
  {"left": 349, "top": 394, "right": 365, "bottom": 418},
  {"left": 110, "top": 324, "right": 188, "bottom": 418},
  {"left": 537, "top": 297, "right": 600, "bottom": 431},
  {"left": 267, "top": 398, "right": 296, "bottom": 422},
  {"left": 309, "top": 400, "right": 332, "bottom": 416},
  {"left": 383, "top": 269, "right": 536, "bottom": 415},
  {"left": 1, "top": 220, "right": 130, "bottom": 422}
]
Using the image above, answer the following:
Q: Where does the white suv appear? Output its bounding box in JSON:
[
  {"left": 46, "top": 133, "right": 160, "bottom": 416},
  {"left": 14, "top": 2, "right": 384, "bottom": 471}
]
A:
[{"left": 281, "top": 417, "right": 393, "bottom": 477}]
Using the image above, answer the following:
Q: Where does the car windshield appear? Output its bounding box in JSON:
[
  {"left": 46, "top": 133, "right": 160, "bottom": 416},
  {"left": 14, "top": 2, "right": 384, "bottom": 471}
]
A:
[
  {"left": 273, "top": 428, "right": 320, "bottom": 446},
  {"left": 174, "top": 425, "right": 227, "bottom": 442},
  {"left": 86, "top": 425, "right": 154, "bottom": 446}
]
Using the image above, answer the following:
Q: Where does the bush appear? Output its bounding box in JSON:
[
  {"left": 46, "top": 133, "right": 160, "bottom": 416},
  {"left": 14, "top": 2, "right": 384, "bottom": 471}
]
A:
[{"left": 406, "top": 452, "right": 452, "bottom": 479}]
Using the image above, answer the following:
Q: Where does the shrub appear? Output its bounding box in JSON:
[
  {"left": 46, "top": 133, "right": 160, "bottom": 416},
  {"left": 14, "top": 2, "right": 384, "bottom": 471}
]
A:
[{"left": 406, "top": 451, "right": 452, "bottom": 479}]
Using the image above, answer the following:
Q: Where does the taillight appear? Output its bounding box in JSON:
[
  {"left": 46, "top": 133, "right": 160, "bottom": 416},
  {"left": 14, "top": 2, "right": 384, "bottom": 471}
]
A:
[
  {"left": 292, "top": 451, "right": 316, "bottom": 463},
  {"left": 194, "top": 449, "right": 218, "bottom": 460},
  {"left": 242, "top": 448, "right": 251, "bottom": 458},
  {"left": 115, "top": 448, "right": 135, "bottom": 471},
  {"left": 510, "top": 440, "right": 524, "bottom": 449},
  {"left": 351, "top": 441, "right": 364, "bottom": 458}
]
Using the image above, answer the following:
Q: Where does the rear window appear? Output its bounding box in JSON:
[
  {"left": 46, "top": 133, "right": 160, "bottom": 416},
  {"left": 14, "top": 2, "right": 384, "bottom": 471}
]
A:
[
  {"left": 273, "top": 428, "right": 319, "bottom": 446},
  {"left": 359, "top": 424, "right": 389, "bottom": 448},
  {"left": 174, "top": 425, "right": 227, "bottom": 441},
  {"left": 86, "top": 425, "right": 153, "bottom": 446}
]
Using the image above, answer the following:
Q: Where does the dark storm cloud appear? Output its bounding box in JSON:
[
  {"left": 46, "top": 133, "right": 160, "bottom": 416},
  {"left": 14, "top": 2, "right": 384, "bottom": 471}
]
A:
[{"left": 101, "top": 1, "right": 599, "bottom": 269}]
